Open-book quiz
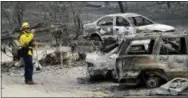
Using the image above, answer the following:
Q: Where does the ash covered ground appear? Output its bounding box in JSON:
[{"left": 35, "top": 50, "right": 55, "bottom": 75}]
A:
[
  {"left": 1, "top": 64, "right": 161, "bottom": 97},
  {"left": 2, "top": 60, "right": 188, "bottom": 97}
]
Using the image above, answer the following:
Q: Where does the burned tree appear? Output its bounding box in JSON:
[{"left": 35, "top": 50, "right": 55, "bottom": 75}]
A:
[
  {"left": 2, "top": 2, "right": 27, "bottom": 31},
  {"left": 14, "top": 2, "right": 26, "bottom": 26},
  {"left": 70, "top": 3, "right": 83, "bottom": 40},
  {"left": 118, "top": 1, "right": 125, "bottom": 13},
  {"left": 166, "top": 1, "right": 171, "bottom": 9}
]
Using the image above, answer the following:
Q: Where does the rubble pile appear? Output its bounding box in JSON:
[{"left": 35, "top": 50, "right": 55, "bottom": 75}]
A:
[
  {"left": 40, "top": 51, "right": 73, "bottom": 66},
  {"left": 1, "top": 44, "right": 87, "bottom": 72},
  {"left": 155, "top": 78, "right": 188, "bottom": 96},
  {"left": 40, "top": 51, "right": 86, "bottom": 66},
  {"left": 71, "top": 39, "right": 102, "bottom": 53},
  {"left": 1, "top": 62, "right": 14, "bottom": 72},
  {"left": 38, "top": 45, "right": 87, "bottom": 66}
]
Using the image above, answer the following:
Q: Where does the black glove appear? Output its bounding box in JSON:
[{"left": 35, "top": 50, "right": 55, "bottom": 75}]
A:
[{"left": 19, "top": 47, "right": 29, "bottom": 57}]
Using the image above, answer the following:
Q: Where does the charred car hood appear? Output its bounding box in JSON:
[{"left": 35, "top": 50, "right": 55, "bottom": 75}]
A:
[
  {"left": 86, "top": 52, "right": 106, "bottom": 63},
  {"left": 86, "top": 51, "right": 117, "bottom": 69},
  {"left": 83, "top": 23, "right": 96, "bottom": 33}
]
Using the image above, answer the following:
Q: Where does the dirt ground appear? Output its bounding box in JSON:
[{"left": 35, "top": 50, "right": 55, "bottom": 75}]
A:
[
  {"left": 2, "top": 61, "right": 188, "bottom": 97},
  {"left": 2, "top": 65, "right": 108, "bottom": 97},
  {"left": 1, "top": 64, "right": 153, "bottom": 97}
]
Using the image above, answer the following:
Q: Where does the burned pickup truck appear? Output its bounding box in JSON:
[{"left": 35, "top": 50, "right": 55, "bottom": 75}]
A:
[{"left": 115, "top": 32, "right": 188, "bottom": 88}]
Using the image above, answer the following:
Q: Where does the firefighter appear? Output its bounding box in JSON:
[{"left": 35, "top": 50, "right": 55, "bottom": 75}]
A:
[{"left": 19, "top": 22, "right": 36, "bottom": 85}]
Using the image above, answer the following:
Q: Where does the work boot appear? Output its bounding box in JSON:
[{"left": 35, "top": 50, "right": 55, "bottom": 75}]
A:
[{"left": 25, "top": 80, "right": 37, "bottom": 85}]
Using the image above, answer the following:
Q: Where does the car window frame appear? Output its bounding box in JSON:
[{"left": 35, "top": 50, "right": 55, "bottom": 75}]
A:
[
  {"left": 128, "top": 17, "right": 136, "bottom": 26},
  {"left": 127, "top": 39, "right": 155, "bottom": 55},
  {"left": 133, "top": 16, "right": 154, "bottom": 26},
  {"left": 119, "top": 38, "right": 156, "bottom": 56},
  {"left": 97, "top": 16, "right": 114, "bottom": 26},
  {"left": 115, "top": 16, "right": 130, "bottom": 27},
  {"left": 158, "top": 37, "right": 188, "bottom": 55}
]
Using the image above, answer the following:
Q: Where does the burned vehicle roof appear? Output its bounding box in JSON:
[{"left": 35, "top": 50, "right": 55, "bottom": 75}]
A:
[{"left": 105, "top": 13, "right": 141, "bottom": 18}]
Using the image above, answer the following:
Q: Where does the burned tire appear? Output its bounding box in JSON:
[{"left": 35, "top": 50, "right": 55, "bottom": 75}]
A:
[
  {"left": 141, "top": 70, "right": 168, "bottom": 88},
  {"left": 145, "top": 76, "right": 160, "bottom": 88},
  {"left": 112, "top": 70, "right": 118, "bottom": 83},
  {"left": 89, "top": 75, "right": 97, "bottom": 81},
  {"left": 88, "top": 71, "right": 97, "bottom": 80},
  {"left": 90, "top": 35, "right": 101, "bottom": 41},
  {"left": 87, "top": 63, "right": 99, "bottom": 80},
  {"left": 87, "top": 63, "right": 93, "bottom": 76}
]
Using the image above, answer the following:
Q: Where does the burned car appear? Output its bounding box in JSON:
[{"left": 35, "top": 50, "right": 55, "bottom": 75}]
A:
[
  {"left": 83, "top": 13, "right": 175, "bottom": 44},
  {"left": 86, "top": 43, "right": 119, "bottom": 80},
  {"left": 86, "top": 38, "right": 151, "bottom": 81},
  {"left": 115, "top": 32, "right": 188, "bottom": 88}
]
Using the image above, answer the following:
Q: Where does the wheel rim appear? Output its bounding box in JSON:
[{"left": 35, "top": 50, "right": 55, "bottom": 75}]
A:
[{"left": 146, "top": 77, "right": 158, "bottom": 88}]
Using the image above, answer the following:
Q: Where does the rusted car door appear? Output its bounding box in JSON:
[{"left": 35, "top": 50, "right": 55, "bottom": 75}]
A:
[
  {"left": 157, "top": 36, "right": 188, "bottom": 79},
  {"left": 116, "top": 38, "right": 157, "bottom": 80},
  {"left": 113, "top": 16, "right": 134, "bottom": 39},
  {"left": 96, "top": 16, "right": 115, "bottom": 38}
]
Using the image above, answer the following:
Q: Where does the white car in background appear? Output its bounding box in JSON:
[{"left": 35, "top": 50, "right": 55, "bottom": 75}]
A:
[{"left": 83, "top": 13, "right": 175, "bottom": 43}]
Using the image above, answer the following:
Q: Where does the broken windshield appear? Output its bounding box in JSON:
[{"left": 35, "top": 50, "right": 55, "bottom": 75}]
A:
[
  {"left": 160, "top": 37, "right": 187, "bottom": 55},
  {"left": 119, "top": 38, "right": 155, "bottom": 55}
]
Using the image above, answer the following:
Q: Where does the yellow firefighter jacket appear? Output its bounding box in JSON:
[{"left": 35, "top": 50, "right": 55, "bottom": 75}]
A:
[{"left": 19, "top": 31, "right": 34, "bottom": 56}]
